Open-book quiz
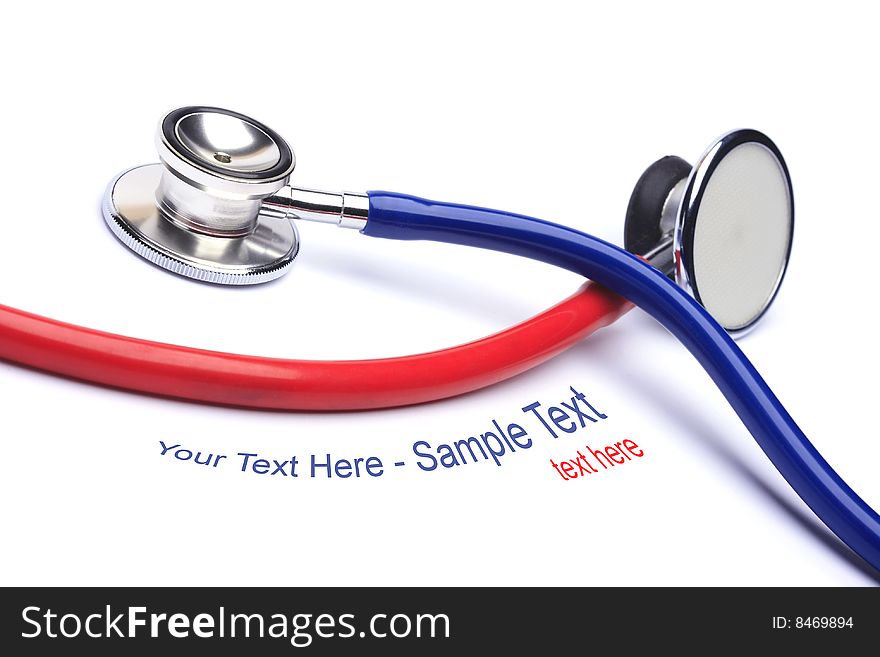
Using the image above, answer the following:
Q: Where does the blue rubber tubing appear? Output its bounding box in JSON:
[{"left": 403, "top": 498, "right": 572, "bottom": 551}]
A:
[{"left": 365, "top": 190, "right": 880, "bottom": 571}]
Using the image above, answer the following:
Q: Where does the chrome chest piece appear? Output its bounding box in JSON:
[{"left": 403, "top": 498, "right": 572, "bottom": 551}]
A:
[
  {"left": 103, "top": 106, "right": 368, "bottom": 285},
  {"left": 625, "top": 130, "right": 794, "bottom": 335}
]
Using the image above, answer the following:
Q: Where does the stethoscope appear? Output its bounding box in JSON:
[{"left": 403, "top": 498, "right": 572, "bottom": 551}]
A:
[{"left": 0, "top": 106, "right": 877, "bottom": 572}]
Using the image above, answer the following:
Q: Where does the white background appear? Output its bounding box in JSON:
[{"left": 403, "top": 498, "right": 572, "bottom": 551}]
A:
[{"left": 1, "top": 1, "right": 878, "bottom": 586}]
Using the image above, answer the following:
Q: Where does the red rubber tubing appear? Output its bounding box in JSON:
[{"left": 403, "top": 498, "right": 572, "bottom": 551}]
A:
[{"left": 0, "top": 283, "right": 631, "bottom": 411}]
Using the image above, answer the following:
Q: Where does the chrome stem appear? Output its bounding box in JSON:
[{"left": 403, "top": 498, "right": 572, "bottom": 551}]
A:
[
  {"left": 264, "top": 188, "right": 369, "bottom": 230},
  {"left": 642, "top": 235, "right": 675, "bottom": 277}
]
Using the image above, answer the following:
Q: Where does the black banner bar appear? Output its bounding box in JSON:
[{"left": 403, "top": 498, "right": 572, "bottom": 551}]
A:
[{"left": 1, "top": 587, "right": 876, "bottom": 654}]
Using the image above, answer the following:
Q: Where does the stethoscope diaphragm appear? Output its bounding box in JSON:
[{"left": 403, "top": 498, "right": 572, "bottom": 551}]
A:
[{"left": 625, "top": 130, "right": 793, "bottom": 334}]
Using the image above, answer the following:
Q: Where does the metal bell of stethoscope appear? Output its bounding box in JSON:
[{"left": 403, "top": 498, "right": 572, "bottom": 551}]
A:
[{"left": 103, "top": 106, "right": 369, "bottom": 286}]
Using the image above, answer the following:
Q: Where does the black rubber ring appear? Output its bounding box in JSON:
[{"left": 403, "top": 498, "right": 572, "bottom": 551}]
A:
[
  {"left": 161, "top": 106, "right": 294, "bottom": 181},
  {"left": 624, "top": 155, "right": 691, "bottom": 256}
]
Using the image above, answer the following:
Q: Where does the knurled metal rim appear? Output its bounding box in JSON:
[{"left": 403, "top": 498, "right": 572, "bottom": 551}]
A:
[{"left": 102, "top": 165, "right": 298, "bottom": 286}]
